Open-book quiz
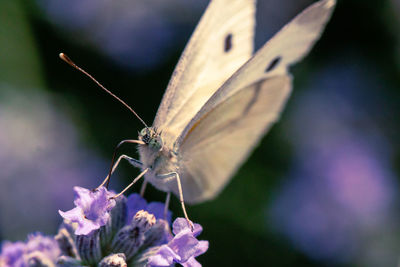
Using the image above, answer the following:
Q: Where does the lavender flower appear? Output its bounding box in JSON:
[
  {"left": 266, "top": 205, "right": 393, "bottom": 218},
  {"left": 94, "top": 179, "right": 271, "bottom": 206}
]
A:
[
  {"left": 59, "top": 186, "right": 116, "bottom": 235},
  {"left": 55, "top": 187, "right": 208, "bottom": 266},
  {"left": 0, "top": 88, "right": 108, "bottom": 241},
  {"left": 1, "top": 186, "right": 208, "bottom": 266},
  {"left": 0, "top": 233, "right": 60, "bottom": 267},
  {"left": 148, "top": 218, "right": 209, "bottom": 267},
  {"left": 0, "top": 241, "right": 25, "bottom": 266}
]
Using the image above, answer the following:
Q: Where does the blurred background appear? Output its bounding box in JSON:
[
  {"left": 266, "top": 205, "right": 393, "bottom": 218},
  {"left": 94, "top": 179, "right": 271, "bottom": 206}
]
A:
[{"left": 1, "top": 0, "right": 399, "bottom": 266}]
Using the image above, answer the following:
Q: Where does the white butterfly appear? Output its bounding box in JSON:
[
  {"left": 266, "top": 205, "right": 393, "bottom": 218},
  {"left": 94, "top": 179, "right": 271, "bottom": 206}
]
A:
[{"left": 63, "top": 0, "right": 336, "bottom": 223}]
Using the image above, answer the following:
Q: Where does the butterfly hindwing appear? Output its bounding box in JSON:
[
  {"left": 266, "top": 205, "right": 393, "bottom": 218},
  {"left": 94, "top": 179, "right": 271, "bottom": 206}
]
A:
[{"left": 175, "top": 76, "right": 291, "bottom": 203}]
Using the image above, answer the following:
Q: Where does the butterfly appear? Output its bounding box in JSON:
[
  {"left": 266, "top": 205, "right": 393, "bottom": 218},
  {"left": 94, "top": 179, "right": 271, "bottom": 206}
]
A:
[{"left": 62, "top": 0, "right": 336, "bottom": 223}]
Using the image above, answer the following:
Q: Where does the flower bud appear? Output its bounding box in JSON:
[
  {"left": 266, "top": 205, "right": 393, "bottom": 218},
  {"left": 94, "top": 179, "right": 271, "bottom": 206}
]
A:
[
  {"left": 76, "top": 230, "right": 101, "bottom": 264},
  {"left": 111, "top": 210, "right": 155, "bottom": 260},
  {"left": 99, "top": 253, "right": 127, "bottom": 267},
  {"left": 143, "top": 220, "right": 170, "bottom": 247}
]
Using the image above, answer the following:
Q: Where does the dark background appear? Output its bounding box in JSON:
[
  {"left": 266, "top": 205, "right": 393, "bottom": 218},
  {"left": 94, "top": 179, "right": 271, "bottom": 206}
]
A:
[{"left": 1, "top": 0, "right": 399, "bottom": 266}]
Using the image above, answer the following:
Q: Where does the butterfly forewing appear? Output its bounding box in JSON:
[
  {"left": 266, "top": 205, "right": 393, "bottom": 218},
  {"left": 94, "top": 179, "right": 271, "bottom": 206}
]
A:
[
  {"left": 177, "top": 0, "right": 335, "bottom": 140},
  {"left": 153, "top": 0, "right": 256, "bottom": 143}
]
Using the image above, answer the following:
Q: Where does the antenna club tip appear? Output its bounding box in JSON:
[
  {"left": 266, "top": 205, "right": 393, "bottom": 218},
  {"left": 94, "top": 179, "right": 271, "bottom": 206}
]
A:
[
  {"left": 59, "top": 53, "right": 70, "bottom": 62},
  {"left": 59, "top": 53, "right": 74, "bottom": 66}
]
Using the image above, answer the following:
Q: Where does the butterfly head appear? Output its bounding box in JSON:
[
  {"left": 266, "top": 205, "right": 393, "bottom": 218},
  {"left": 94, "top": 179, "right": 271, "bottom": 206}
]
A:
[{"left": 139, "top": 127, "right": 163, "bottom": 151}]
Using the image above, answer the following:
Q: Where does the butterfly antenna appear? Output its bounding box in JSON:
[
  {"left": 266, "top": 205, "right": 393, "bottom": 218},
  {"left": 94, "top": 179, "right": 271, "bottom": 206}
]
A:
[{"left": 59, "top": 53, "right": 148, "bottom": 128}]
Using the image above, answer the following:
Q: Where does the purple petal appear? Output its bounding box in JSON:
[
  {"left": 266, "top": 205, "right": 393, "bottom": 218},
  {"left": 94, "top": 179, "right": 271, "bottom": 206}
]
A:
[
  {"left": 59, "top": 207, "right": 82, "bottom": 222},
  {"left": 193, "top": 241, "right": 208, "bottom": 257},
  {"left": 168, "top": 231, "right": 199, "bottom": 263},
  {"left": 75, "top": 187, "right": 115, "bottom": 221},
  {"left": 148, "top": 245, "right": 180, "bottom": 266},
  {"left": 73, "top": 187, "right": 91, "bottom": 204},
  {"left": 181, "top": 257, "right": 202, "bottom": 267},
  {"left": 73, "top": 187, "right": 97, "bottom": 212},
  {"left": 75, "top": 218, "right": 101, "bottom": 235},
  {"left": 59, "top": 186, "right": 115, "bottom": 235},
  {"left": 172, "top": 218, "right": 202, "bottom": 237}
]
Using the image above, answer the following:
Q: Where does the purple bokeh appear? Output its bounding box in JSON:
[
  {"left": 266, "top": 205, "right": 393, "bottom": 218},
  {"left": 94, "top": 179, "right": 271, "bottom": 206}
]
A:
[
  {"left": 36, "top": 0, "right": 207, "bottom": 70},
  {"left": 269, "top": 55, "right": 399, "bottom": 265},
  {"left": 0, "top": 233, "right": 60, "bottom": 266},
  {"left": 0, "top": 87, "right": 111, "bottom": 240},
  {"left": 36, "top": 0, "right": 312, "bottom": 70}
]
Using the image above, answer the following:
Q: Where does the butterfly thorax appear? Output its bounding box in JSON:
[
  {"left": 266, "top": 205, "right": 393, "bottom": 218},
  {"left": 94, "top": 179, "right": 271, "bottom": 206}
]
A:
[{"left": 138, "top": 127, "right": 179, "bottom": 192}]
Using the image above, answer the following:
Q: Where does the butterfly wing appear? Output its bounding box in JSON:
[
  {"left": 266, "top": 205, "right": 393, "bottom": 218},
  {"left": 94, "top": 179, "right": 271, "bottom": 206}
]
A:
[
  {"left": 179, "top": 0, "right": 336, "bottom": 127},
  {"left": 175, "top": 0, "right": 336, "bottom": 203},
  {"left": 177, "top": 76, "right": 291, "bottom": 203},
  {"left": 153, "top": 0, "right": 256, "bottom": 143}
]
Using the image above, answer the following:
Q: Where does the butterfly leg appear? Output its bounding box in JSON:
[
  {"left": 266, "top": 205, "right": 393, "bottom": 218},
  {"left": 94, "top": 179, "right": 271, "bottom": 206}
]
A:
[
  {"left": 112, "top": 168, "right": 149, "bottom": 199},
  {"left": 157, "top": 172, "right": 194, "bottom": 230},
  {"left": 105, "top": 139, "right": 145, "bottom": 188},
  {"left": 97, "top": 154, "right": 143, "bottom": 189},
  {"left": 140, "top": 180, "right": 148, "bottom": 197},
  {"left": 164, "top": 192, "right": 171, "bottom": 221}
]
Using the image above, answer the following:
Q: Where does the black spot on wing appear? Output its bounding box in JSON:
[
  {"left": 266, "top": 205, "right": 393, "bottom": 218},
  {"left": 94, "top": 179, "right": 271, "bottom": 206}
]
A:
[
  {"left": 265, "top": 56, "right": 282, "bottom": 72},
  {"left": 224, "top": 34, "right": 233, "bottom": 52}
]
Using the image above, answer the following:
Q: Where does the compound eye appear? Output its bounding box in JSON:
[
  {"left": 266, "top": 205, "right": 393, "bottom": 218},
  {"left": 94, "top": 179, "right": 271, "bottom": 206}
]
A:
[
  {"left": 140, "top": 128, "right": 147, "bottom": 136},
  {"left": 139, "top": 128, "right": 151, "bottom": 144}
]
